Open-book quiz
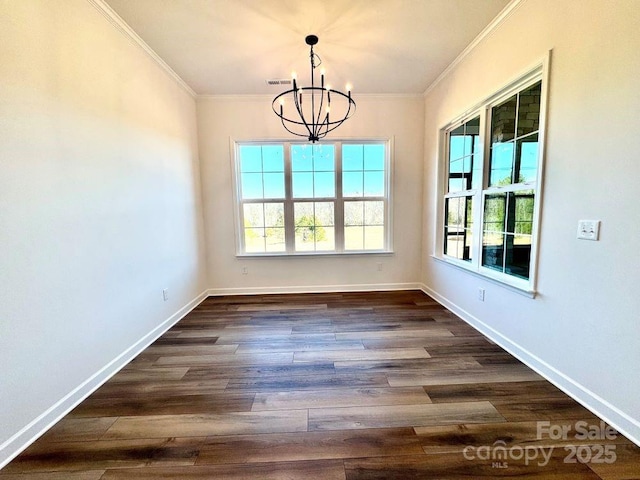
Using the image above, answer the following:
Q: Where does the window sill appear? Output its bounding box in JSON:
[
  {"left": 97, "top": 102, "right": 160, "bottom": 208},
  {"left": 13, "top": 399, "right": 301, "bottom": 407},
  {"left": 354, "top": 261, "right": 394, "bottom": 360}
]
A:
[
  {"left": 431, "top": 254, "right": 537, "bottom": 298},
  {"left": 237, "top": 250, "right": 395, "bottom": 259}
]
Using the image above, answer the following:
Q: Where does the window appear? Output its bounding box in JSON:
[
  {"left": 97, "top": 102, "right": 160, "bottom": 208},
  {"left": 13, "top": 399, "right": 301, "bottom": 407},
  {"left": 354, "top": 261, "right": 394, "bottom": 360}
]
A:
[
  {"left": 235, "top": 140, "right": 390, "bottom": 255},
  {"left": 438, "top": 64, "right": 547, "bottom": 292}
]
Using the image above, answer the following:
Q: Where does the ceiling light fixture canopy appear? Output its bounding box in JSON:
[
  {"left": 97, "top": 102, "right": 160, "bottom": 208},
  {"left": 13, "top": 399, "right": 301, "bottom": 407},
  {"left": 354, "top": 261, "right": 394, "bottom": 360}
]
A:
[{"left": 272, "top": 35, "right": 356, "bottom": 143}]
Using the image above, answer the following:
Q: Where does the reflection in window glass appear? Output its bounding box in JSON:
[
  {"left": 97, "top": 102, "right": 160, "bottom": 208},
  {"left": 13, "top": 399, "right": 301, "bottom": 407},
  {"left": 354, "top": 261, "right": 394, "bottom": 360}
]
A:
[
  {"left": 517, "top": 81, "right": 541, "bottom": 137},
  {"left": 481, "top": 190, "right": 534, "bottom": 279},
  {"left": 489, "top": 82, "right": 542, "bottom": 187},
  {"left": 447, "top": 117, "right": 480, "bottom": 193},
  {"left": 444, "top": 196, "right": 473, "bottom": 262}
]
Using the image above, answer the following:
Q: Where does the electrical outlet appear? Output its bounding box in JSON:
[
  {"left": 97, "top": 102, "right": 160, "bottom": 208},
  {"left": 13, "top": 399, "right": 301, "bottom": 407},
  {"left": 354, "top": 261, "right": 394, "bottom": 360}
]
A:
[
  {"left": 162, "top": 289, "right": 169, "bottom": 301},
  {"left": 377, "top": 262, "right": 383, "bottom": 271},
  {"left": 241, "top": 267, "right": 248, "bottom": 275},
  {"left": 577, "top": 220, "right": 600, "bottom": 241},
  {"left": 478, "top": 288, "right": 485, "bottom": 302}
]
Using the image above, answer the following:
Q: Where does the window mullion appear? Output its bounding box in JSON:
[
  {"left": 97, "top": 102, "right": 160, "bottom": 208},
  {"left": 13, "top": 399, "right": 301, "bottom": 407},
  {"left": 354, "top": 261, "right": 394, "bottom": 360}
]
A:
[
  {"left": 283, "top": 142, "right": 295, "bottom": 253},
  {"left": 335, "top": 141, "right": 345, "bottom": 252}
]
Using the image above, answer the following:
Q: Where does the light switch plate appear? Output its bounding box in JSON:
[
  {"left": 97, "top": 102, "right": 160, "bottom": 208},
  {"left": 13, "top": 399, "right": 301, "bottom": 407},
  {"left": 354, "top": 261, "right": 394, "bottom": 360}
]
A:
[{"left": 577, "top": 220, "right": 600, "bottom": 241}]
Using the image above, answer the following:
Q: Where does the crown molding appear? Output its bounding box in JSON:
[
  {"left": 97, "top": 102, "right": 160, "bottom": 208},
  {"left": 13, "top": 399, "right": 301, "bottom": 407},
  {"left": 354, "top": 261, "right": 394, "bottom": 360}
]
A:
[
  {"left": 85, "top": 0, "right": 196, "bottom": 98},
  {"left": 197, "top": 93, "right": 423, "bottom": 101},
  {"left": 423, "top": 0, "right": 525, "bottom": 97}
]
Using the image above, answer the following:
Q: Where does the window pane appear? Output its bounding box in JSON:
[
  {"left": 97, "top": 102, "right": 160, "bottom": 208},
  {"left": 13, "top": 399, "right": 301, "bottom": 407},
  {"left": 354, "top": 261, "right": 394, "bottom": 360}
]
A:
[
  {"left": 244, "top": 228, "right": 265, "bottom": 253},
  {"left": 241, "top": 173, "right": 263, "bottom": 199},
  {"left": 364, "top": 226, "right": 384, "bottom": 250},
  {"left": 448, "top": 157, "right": 464, "bottom": 193},
  {"left": 292, "top": 145, "right": 313, "bottom": 171},
  {"left": 364, "top": 171, "right": 384, "bottom": 196},
  {"left": 445, "top": 197, "right": 462, "bottom": 228},
  {"left": 464, "top": 229, "right": 473, "bottom": 262},
  {"left": 489, "top": 142, "right": 514, "bottom": 187},
  {"left": 294, "top": 202, "right": 335, "bottom": 252},
  {"left": 316, "top": 227, "right": 335, "bottom": 251},
  {"left": 314, "top": 202, "right": 334, "bottom": 226},
  {"left": 466, "top": 117, "right": 481, "bottom": 156},
  {"left": 364, "top": 144, "right": 385, "bottom": 170},
  {"left": 483, "top": 193, "right": 506, "bottom": 232},
  {"left": 265, "top": 228, "right": 285, "bottom": 252},
  {"left": 345, "top": 226, "right": 364, "bottom": 250},
  {"left": 444, "top": 226, "right": 458, "bottom": 259},
  {"left": 517, "top": 81, "right": 541, "bottom": 137},
  {"left": 344, "top": 201, "right": 364, "bottom": 226},
  {"left": 294, "top": 202, "right": 315, "bottom": 251},
  {"left": 343, "top": 144, "right": 363, "bottom": 170},
  {"left": 511, "top": 190, "right": 535, "bottom": 235},
  {"left": 515, "top": 134, "right": 539, "bottom": 183},
  {"left": 263, "top": 172, "right": 285, "bottom": 198},
  {"left": 314, "top": 171, "right": 335, "bottom": 197},
  {"left": 505, "top": 234, "right": 531, "bottom": 279},
  {"left": 293, "top": 172, "right": 313, "bottom": 198},
  {"left": 239, "top": 145, "right": 262, "bottom": 172},
  {"left": 264, "top": 203, "right": 284, "bottom": 228},
  {"left": 482, "top": 231, "right": 505, "bottom": 272},
  {"left": 448, "top": 178, "right": 465, "bottom": 193},
  {"left": 314, "top": 144, "right": 335, "bottom": 171},
  {"left": 449, "top": 124, "right": 465, "bottom": 160},
  {"left": 343, "top": 171, "right": 363, "bottom": 196},
  {"left": 262, "top": 145, "right": 284, "bottom": 172},
  {"left": 243, "top": 203, "right": 264, "bottom": 228},
  {"left": 444, "top": 196, "right": 472, "bottom": 262},
  {"left": 491, "top": 95, "right": 517, "bottom": 145},
  {"left": 364, "top": 201, "right": 384, "bottom": 225}
]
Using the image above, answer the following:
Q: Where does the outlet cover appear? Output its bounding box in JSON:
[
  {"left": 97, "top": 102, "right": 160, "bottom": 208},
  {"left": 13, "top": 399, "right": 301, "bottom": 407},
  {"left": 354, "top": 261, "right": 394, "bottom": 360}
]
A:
[{"left": 577, "top": 220, "right": 600, "bottom": 241}]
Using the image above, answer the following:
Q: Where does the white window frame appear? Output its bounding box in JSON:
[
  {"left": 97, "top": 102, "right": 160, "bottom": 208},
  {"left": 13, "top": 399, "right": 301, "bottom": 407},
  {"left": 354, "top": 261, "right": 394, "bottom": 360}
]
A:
[
  {"left": 231, "top": 138, "right": 393, "bottom": 257},
  {"left": 434, "top": 55, "right": 550, "bottom": 295}
]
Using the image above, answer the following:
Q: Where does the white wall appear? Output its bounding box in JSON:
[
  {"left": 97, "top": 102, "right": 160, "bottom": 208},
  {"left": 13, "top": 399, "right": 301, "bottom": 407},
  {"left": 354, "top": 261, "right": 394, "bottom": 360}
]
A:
[
  {"left": 422, "top": 0, "right": 640, "bottom": 442},
  {"left": 0, "top": 0, "right": 207, "bottom": 465},
  {"left": 197, "top": 95, "right": 424, "bottom": 293}
]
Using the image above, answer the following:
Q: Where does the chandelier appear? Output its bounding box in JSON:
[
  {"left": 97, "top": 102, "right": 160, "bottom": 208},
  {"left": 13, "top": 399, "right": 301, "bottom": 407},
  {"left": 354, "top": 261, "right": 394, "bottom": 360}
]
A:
[{"left": 272, "top": 35, "right": 356, "bottom": 143}]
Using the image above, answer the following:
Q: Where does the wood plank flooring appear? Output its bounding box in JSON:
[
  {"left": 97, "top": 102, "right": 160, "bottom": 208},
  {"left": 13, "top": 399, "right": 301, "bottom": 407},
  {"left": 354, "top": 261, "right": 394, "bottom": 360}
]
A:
[{"left": 2, "top": 290, "right": 639, "bottom": 479}]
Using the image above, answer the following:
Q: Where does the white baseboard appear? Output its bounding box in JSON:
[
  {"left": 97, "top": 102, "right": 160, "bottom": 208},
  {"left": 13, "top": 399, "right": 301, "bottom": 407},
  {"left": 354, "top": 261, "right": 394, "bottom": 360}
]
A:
[
  {"left": 0, "top": 289, "right": 208, "bottom": 470},
  {"left": 420, "top": 283, "right": 640, "bottom": 447},
  {"left": 207, "top": 282, "right": 422, "bottom": 296}
]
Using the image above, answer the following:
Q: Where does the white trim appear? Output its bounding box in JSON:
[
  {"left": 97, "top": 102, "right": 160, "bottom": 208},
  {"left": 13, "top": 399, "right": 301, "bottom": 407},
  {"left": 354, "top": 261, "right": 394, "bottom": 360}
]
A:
[
  {"left": 434, "top": 56, "right": 549, "bottom": 292},
  {"left": 207, "top": 283, "right": 421, "bottom": 296},
  {"left": 420, "top": 283, "right": 640, "bottom": 447},
  {"left": 85, "top": 0, "right": 196, "bottom": 97},
  {"left": 0, "top": 290, "right": 208, "bottom": 469},
  {"left": 232, "top": 139, "right": 392, "bottom": 256},
  {"left": 423, "top": 0, "right": 525, "bottom": 97}
]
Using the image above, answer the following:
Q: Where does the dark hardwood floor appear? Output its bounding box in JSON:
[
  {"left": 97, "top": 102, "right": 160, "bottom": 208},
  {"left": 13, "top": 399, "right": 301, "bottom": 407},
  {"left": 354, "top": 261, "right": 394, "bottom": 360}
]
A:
[{"left": 2, "top": 290, "right": 639, "bottom": 479}]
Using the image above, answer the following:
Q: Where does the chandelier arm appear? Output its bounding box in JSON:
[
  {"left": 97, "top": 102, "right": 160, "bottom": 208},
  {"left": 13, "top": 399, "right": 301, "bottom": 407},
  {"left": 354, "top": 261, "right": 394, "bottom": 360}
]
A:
[
  {"left": 315, "top": 87, "right": 326, "bottom": 135},
  {"left": 279, "top": 115, "right": 306, "bottom": 138},
  {"left": 292, "top": 86, "right": 314, "bottom": 139}
]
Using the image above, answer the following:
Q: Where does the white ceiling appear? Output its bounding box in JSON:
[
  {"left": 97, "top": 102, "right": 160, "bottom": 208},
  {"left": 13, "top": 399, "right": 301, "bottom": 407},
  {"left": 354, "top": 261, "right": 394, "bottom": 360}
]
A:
[{"left": 104, "top": 0, "right": 511, "bottom": 95}]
